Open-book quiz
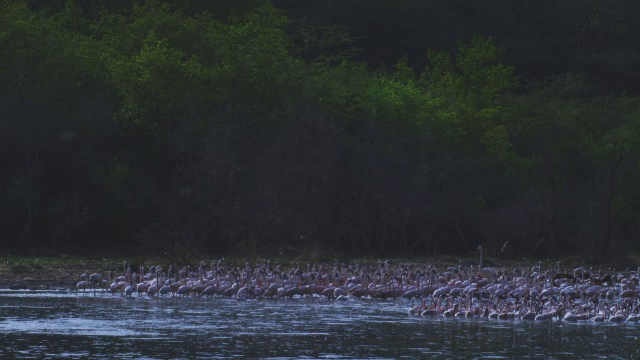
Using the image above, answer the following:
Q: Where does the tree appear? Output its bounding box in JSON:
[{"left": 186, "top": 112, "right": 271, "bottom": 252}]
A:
[{"left": 421, "top": 36, "right": 517, "bottom": 165}]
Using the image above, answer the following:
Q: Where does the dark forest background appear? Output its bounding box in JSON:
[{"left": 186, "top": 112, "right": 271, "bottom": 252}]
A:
[{"left": 2, "top": 0, "right": 640, "bottom": 261}]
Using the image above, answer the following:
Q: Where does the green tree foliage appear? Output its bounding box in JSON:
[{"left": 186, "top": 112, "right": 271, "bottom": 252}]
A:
[
  {"left": 2, "top": 0, "right": 640, "bottom": 260},
  {"left": 421, "top": 36, "right": 517, "bottom": 167},
  {"left": 505, "top": 75, "right": 640, "bottom": 258},
  {"left": 108, "top": 32, "right": 209, "bottom": 133}
]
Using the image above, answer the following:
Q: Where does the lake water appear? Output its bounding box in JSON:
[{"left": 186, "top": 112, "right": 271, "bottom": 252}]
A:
[{"left": 0, "top": 290, "right": 638, "bottom": 359}]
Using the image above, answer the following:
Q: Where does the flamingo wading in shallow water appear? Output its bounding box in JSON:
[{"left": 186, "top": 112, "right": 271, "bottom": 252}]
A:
[{"left": 73, "top": 258, "right": 640, "bottom": 327}]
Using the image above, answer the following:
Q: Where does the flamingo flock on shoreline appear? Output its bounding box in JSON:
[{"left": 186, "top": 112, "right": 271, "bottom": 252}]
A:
[{"left": 75, "top": 247, "right": 640, "bottom": 323}]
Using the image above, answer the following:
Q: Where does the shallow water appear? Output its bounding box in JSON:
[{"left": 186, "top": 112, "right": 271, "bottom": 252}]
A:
[{"left": 0, "top": 290, "right": 638, "bottom": 359}]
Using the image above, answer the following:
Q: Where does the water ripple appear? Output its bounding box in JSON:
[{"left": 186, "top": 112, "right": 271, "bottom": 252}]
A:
[{"left": 0, "top": 291, "right": 639, "bottom": 358}]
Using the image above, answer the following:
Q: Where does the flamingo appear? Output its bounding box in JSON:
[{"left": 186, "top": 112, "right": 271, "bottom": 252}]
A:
[
  {"left": 488, "top": 307, "right": 500, "bottom": 319},
  {"left": 147, "top": 277, "right": 160, "bottom": 298},
  {"left": 222, "top": 283, "right": 238, "bottom": 298},
  {"left": 236, "top": 285, "right": 249, "bottom": 300},
  {"left": 421, "top": 306, "right": 438, "bottom": 316},
  {"left": 608, "top": 312, "right": 626, "bottom": 322},
  {"left": 176, "top": 283, "right": 192, "bottom": 297},
  {"left": 122, "top": 272, "right": 135, "bottom": 298},
  {"left": 159, "top": 270, "right": 172, "bottom": 297},
  {"left": 521, "top": 309, "right": 536, "bottom": 320},
  {"left": 477, "top": 246, "right": 497, "bottom": 279},
  {"left": 200, "top": 283, "right": 218, "bottom": 298},
  {"left": 534, "top": 312, "right": 553, "bottom": 321},
  {"left": 443, "top": 304, "right": 458, "bottom": 317},
  {"left": 76, "top": 273, "right": 90, "bottom": 295},
  {"left": 88, "top": 273, "right": 103, "bottom": 295},
  {"left": 263, "top": 283, "right": 280, "bottom": 298}
]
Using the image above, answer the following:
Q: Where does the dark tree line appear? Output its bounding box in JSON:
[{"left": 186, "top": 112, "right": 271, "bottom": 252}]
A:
[{"left": 2, "top": 0, "right": 640, "bottom": 262}]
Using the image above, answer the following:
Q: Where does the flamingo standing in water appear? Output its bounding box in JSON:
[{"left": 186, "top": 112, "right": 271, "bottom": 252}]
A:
[
  {"left": 147, "top": 276, "right": 160, "bottom": 298},
  {"left": 159, "top": 266, "right": 173, "bottom": 297},
  {"left": 535, "top": 312, "right": 553, "bottom": 321},
  {"left": 76, "top": 273, "right": 90, "bottom": 295},
  {"left": 443, "top": 304, "right": 459, "bottom": 317},
  {"left": 477, "top": 246, "right": 497, "bottom": 279},
  {"left": 608, "top": 312, "right": 626, "bottom": 322},
  {"left": 122, "top": 271, "right": 135, "bottom": 298},
  {"left": 89, "top": 273, "right": 103, "bottom": 296},
  {"left": 488, "top": 305, "right": 500, "bottom": 319},
  {"left": 520, "top": 307, "right": 536, "bottom": 321}
]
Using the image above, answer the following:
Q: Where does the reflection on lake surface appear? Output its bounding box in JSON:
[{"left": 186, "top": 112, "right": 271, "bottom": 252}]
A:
[{"left": 0, "top": 290, "right": 638, "bottom": 359}]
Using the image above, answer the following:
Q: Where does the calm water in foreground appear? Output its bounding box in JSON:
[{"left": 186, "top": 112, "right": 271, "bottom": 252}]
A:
[{"left": 0, "top": 290, "right": 638, "bottom": 359}]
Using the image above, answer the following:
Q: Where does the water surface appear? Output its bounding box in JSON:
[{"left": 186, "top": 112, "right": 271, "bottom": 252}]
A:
[{"left": 0, "top": 290, "right": 637, "bottom": 359}]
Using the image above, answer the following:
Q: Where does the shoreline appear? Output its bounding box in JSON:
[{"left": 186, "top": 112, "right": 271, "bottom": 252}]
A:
[{"left": 0, "top": 255, "right": 635, "bottom": 290}]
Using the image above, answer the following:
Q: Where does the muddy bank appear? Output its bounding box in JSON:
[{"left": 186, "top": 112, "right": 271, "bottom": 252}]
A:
[
  {"left": 0, "top": 264, "right": 82, "bottom": 290},
  {"left": 0, "top": 258, "right": 125, "bottom": 290}
]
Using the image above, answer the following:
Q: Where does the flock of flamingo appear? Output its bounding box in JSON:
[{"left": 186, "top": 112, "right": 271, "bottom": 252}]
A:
[{"left": 75, "top": 246, "right": 640, "bottom": 323}]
